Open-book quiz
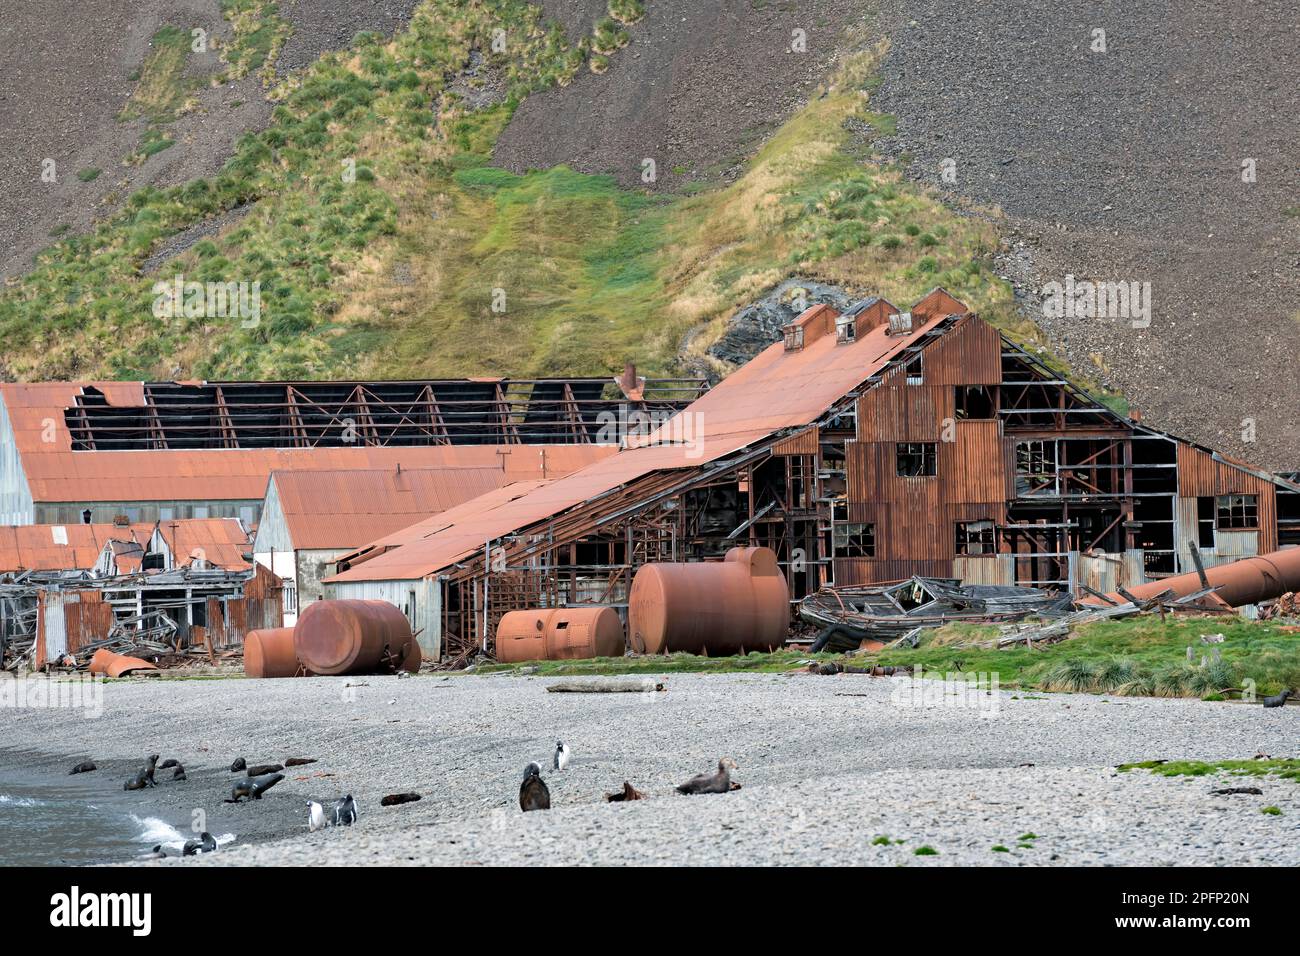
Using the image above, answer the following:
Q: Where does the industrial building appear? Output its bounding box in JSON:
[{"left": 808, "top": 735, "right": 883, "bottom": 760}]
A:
[
  {"left": 0, "top": 375, "right": 702, "bottom": 525},
  {"left": 251, "top": 463, "right": 607, "bottom": 624},
  {"left": 327, "top": 289, "right": 1300, "bottom": 661}
]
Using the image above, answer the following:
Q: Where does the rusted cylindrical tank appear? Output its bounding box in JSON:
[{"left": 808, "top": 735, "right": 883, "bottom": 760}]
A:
[
  {"left": 244, "top": 627, "right": 305, "bottom": 679},
  {"left": 1090, "top": 546, "right": 1300, "bottom": 608},
  {"left": 293, "top": 600, "right": 417, "bottom": 676},
  {"left": 88, "top": 648, "right": 158, "bottom": 677},
  {"left": 628, "top": 546, "right": 789, "bottom": 655},
  {"left": 495, "top": 607, "right": 625, "bottom": 663}
]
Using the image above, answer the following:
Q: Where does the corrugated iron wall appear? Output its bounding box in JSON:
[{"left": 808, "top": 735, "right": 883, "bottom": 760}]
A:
[
  {"left": 844, "top": 317, "right": 1009, "bottom": 584},
  {"left": 1176, "top": 445, "right": 1277, "bottom": 553}
]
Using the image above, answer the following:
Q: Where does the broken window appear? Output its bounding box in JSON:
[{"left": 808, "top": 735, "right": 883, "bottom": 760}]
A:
[
  {"left": 1196, "top": 496, "right": 1215, "bottom": 547},
  {"left": 955, "top": 385, "right": 994, "bottom": 419},
  {"left": 904, "top": 351, "right": 924, "bottom": 385},
  {"left": 1016, "top": 440, "right": 1055, "bottom": 479},
  {"left": 955, "top": 520, "right": 996, "bottom": 555},
  {"left": 896, "top": 442, "right": 937, "bottom": 477},
  {"left": 1215, "top": 494, "right": 1258, "bottom": 530},
  {"left": 833, "top": 523, "right": 875, "bottom": 558}
]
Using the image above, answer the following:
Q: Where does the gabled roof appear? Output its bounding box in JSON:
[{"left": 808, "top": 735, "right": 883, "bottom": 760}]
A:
[
  {"left": 329, "top": 290, "right": 961, "bottom": 584},
  {"left": 0, "top": 522, "right": 153, "bottom": 572},
  {"left": 266, "top": 467, "right": 512, "bottom": 550},
  {"left": 154, "top": 518, "right": 251, "bottom": 570}
]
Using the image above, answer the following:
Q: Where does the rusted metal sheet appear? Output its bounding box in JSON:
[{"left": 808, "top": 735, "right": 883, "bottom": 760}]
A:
[
  {"left": 628, "top": 547, "right": 788, "bottom": 655},
  {"left": 1176, "top": 444, "right": 1277, "bottom": 553},
  {"left": 88, "top": 648, "right": 158, "bottom": 677},
  {"left": 293, "top": 599, "right": 418, "bottom": 675},
  {"left": 270, "top": 466, "right": 510, "bottom": 550},
  {"left": 495, "top": 607, "right": 624, "bottom": 662},
  {"left": 772, "top": 427, "right": 819, "bottom": 457},
  {"left": 0, "top": 523, "right": 154, "bottom": 572}
]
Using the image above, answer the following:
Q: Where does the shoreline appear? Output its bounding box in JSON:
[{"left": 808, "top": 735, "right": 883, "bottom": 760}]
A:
[{"left": 1, "top": 672, "right": 1297, "bottom": 866}]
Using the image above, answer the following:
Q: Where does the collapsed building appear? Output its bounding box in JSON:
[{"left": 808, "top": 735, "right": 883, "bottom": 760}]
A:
[
  {"left": 326, "top": 289, "right": 1300, "bottom": 660},
  {"left": 0, "top": 517, "right": 278, "bottom": 670},
  {"left": 0, "top": 374, "right": 702, "bottom": 525}
]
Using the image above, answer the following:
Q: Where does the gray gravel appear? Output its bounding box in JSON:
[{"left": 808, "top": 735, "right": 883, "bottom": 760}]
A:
[
  {"left": 872, "top": 0, "right": 1300, "bottom": 470},
  {"left": 3, "top": 671, "right": 1297, "bottom": 865}
]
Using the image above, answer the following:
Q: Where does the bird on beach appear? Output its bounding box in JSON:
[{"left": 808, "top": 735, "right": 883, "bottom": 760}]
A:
[
  {"left": 676, "top": 758, "right": 738, "bottom": 795},
  {"left": 182, "top": 832, "right": 218, "bottom": 856},
  {"left": 519, "top": 762, "right": 551, "bottom": 812},
  {"left": 553, "top": 740, "right": 570, "bottom": 771},
  {"left": 307, "top": 800, "right": 327, "bottom": 832},
  {"left": 330, "top": 795, "right": 358, "bottom": 826},
  {"left": 68, "top": 760, "right": 96, "bottom": 775},
  {"left": 1263, "top": 689, "right": 1293, "bottom": 708}
]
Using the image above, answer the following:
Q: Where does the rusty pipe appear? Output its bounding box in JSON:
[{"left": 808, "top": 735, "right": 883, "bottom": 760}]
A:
[{"left": 1093, "top": 546, "right": 1300, "bottom": 608}]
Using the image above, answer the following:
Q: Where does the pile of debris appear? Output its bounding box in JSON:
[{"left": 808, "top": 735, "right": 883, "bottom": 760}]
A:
[
  {"left": 798, "top": 576, "right": 1073, "bottom": 653},
  {"left": 1259, "top": 592, "right": 1299, "bottom": 622}
]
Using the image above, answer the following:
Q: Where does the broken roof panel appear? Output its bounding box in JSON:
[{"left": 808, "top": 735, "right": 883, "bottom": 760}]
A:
[
  {"left": 329, "top": 292, "right": 962, "bottom": 584},
  {"left": 0, "top": 522, "right": 154, "bottom": 572}
]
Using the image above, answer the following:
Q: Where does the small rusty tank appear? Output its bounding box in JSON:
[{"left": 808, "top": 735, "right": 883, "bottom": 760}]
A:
[
  {"left": 495, "top": 607, "right": 625, "bottom": 663},
  {"left": 293, "top": 600, "right": 417, "bottom": 676},
  {"left": 244, "top": 627, "right": 305, "bottom": 679},
  {"left": 628, "top": 546, "right": 788, "bottom": 655}
]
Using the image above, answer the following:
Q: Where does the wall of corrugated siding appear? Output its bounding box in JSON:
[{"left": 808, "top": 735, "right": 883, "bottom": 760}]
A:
[{"left": 1176, "top": 445, "right": 1277, "bottom": 553}]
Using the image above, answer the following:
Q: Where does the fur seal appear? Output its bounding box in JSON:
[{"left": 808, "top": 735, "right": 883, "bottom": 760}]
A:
[
  {"left": 230, "top": 757, "right": 247, "bottom": 772},
  {"left": 604, "top": 781, "right": 645, "bottom": 802},
  {"left": 676, "top": 758, "right": 737, "bottom": 795},
  {"left": 380, "top": 792, "right": 421, "bottom": 806},
  {"left": 1263, "top": 689, "right": 1293, "bottom": 708},
  {"left": 172, "top": 764, "right": 187, "bottom": 781},
  {"left": 182, "top": 832, "right": 218, "bottom": 856},
  {"left": 68, "top": 760, "right": 96, "bottom": 775},
  {"left": 330, "top": 794, "right": 358, "bottom": 826},
  {"left": 519, "top": 762, "right": 550, "bottom": 812},
  {"left": 245, "top": 763, "right": 283, "bottom": 777},
  {"left": 143, "top": 754, "right": 159, "bottom": 786},
  {"left": 226, "top": 771, "right": 284, "bottom": 803},
  {"left": 553, "top": 740, "right": 570, "bottom": 771},
  {"left": 158, "top": 758, "right": 180, "bottom": 770},
  {"left": 284, "top": 757, "right": 317, "bottom": 767}
]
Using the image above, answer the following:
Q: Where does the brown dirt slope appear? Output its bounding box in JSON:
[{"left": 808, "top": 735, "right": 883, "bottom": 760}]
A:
[
  {"left": 0, "top": 0, "right": 417, "bottom": 281},
  {"left": 494, "top": 0, "right": 870, "bottom": 190},
  {"left": 870, "top": 0, "right": 1300, "bottom": 469}
]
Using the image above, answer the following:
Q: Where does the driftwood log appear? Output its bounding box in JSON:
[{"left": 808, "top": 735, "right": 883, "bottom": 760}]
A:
[{"left": 546, "top": 679, "right": 666, "bottom": 694}]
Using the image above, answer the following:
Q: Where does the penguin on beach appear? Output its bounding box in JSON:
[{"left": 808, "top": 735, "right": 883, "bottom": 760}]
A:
[
  {"left": 330, "top": 795, "right": 358, "bottom": 826},
  {"left": 553, "top": 740, "right": 570, "bottom": 771},
  {"left": 307, "top": 800, "right": 327, "bottom": 832}
]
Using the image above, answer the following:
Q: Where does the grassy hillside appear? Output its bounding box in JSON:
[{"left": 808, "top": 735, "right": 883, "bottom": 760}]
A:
[{"left": 0, "top": 0, "right": 1026, "bottom": 381}]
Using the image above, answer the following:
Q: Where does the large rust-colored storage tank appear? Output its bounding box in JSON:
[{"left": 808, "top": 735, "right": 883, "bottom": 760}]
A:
[
  {"left": 628, "top": 546, "right": 789, "bottom": 655},
  {"left": 293, "top": 600, "right": 419, "bottom": 676},
  {"left": 495, "top": 607, "right": 625, "bottom": 662},
  {"left": 244, "top": 627, "right": 305, "bottom": 679}
]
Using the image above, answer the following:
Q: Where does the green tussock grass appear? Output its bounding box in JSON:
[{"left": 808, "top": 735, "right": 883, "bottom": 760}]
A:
[
  {"left": 1117, "top": 759, "right": 1300, "bottom": 782},
  {"left": 0, "top": 2, "right": 1119, "bottom": 406},
  {"left": 466, "top": 616, "right": 1300, "bottom": 700},
  {"left": 119, "top": 26, "right": 197, "bottom": 126}
]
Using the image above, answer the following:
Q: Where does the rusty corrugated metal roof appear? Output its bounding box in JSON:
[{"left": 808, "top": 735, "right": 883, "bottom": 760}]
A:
[
  {"left": 0, "top": 522, "right": 153, "bottom": 572},
  {"left": 0, "top": 380, "right": 618, "bottom": 502},
  {"left": 329, "top": 291, "right": 962, "bottom": 583},
  {"left": 155, "top": 517, "right": 251, "bottom": 570},
  {"left": 269, "top": 467, "right": 511, "bottom": 550}
]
